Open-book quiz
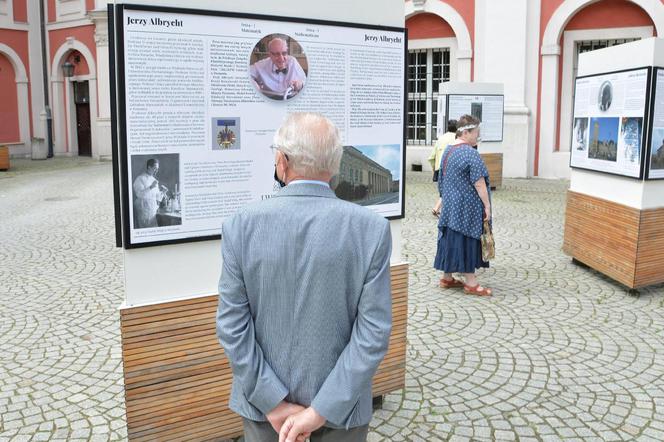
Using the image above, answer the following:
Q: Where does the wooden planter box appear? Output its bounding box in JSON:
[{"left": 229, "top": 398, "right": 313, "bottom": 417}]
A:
[
  {"left": 0, "top": 146, "right": 9, "bottom": 171},
  {"left": 563, "top": 191, "right": 664, "bottom": 289},
  {"left": 119, "top": 263, "right": 409, "bottom": 441},
  {"left": 480, "top": 153, "right": 502, "bottom": 190}
]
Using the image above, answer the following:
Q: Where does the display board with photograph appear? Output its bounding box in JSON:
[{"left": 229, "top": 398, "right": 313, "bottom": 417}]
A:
[
  {"left": 646, "top": 67, "right": 664, "bottom": 179},
  {"left": 111, "top": 4, "right": 406, "bottom": 248},
  {"left": 570, "top": 67, "right": 650, "bottom": 178},
  {"left": 446, "top": 94, "right": 504, "bottom": 142}
]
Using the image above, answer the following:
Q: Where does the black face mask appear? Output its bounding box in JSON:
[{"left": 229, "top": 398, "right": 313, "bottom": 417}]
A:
[{"left": 274, "top": 167, "right": 286, "bottom": 188}]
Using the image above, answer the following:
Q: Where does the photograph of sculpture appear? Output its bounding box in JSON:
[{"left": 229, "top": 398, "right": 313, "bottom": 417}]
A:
[
  {"left": 588, "top": 117, "right": 619, "bottom": 162},
  {"left": 649, "top": 128, "right": 664, "bottom": 170},
  {"left": 211, "top": 118, "right": 241, "bottom": 150},
  {"left": 471, "top": 102, "right": 483, "bottom": 122},
  {"left": 572, "top": 117, "right": 589, "bottom": 151},
  {"left": 130, "top": 154, "right": 182, "bottom": 229},
  {"left": 334, "top": 144, "right": 401, "bottom": 206},
  {"left": 249, "top": 34, "right": 308, "bottom": 101},
  {"left": 619, "top": 117, "right": 642, "bottom": 164},
  {"left": 598, "top": 80, "right": 613, "bottom": 111}
]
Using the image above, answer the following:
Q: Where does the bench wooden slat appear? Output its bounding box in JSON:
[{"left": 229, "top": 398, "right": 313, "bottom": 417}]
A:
[{"left": 121, "top": 264, "right": 408, "bottom": 440}]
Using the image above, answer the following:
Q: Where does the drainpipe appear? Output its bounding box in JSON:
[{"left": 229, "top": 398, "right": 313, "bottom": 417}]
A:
[{"left": 39, "top": 0, "right": 53, "bottom": 158}]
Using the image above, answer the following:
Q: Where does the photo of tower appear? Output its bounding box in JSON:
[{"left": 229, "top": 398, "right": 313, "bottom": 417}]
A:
[{"left": 588, "top": 117, "right": 619, "bottom": 162}]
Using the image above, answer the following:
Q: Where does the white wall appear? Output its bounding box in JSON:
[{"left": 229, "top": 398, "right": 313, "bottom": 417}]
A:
[
  {"left": 473, "top": 0, "right": 531, "bottom": 178},
  {"left": 570, "top": 169, "right": 664, "bottom": 209},
  {"left": 117, "top": 0, "right": 406, "bottom": 307},
  {"left": 28, "top": 2, "right": 46, "bottom": 147},
  {"left": 90, "top": 10, "right": 112, "bottom": 159},
  {"left": 524, "top": 0, "right": 541, "bottom": 177}
]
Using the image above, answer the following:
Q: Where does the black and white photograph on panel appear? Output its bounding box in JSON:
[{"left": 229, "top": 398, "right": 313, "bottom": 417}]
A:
[
  {"left": 249, "top": 33, "right": 308, "bottom": 101},
  {"left": 588, "top": 117, "right": 619, "bottom": 162},
  {"left": 334, "top": 144, "right": 400, "bottom": 206},
  {"left": 598, "top": 80, "right": 613, "bottom": 112},
  {"left": 130, "top": 154, "right": 182, "bottom": 229},
  {"left": 573, "top": 117, "right": 589, "bottom": 151},
  {"left": 471, "top": 102, "right": 483, "bottom": 122},
  {"left": 619, "top": 117, "right": 642, "bottom": 165}
]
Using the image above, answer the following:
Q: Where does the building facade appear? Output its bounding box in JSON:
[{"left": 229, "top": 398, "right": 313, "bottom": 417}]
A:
[
  {"left": 338, "top": 145, "right": 394, "bottom": 200},
  {"left": 0, "top": 0, "right": 110, "bottom": 159},
  {"left": 406, "top": 0, "right": 664, "bottom": 178},
  {"left": 2, "top": 0, "right": 664, "bottom": 178}
]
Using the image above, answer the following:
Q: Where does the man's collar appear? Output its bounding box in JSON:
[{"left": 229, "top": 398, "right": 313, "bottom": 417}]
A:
[
  {"left": 274, "top": 182, "right": 337, "bottom": 199},
  {"left": 289, "top": 179, "right": 330, "bottom": 188}
]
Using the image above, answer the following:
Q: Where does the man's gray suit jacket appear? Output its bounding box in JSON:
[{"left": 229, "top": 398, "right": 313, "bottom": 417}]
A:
[{"left": 216, "top": 182, "right": 392, "bottom": 430}]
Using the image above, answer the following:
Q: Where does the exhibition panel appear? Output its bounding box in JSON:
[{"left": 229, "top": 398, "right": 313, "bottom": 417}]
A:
[
  {"left": 111, "top": 4, "right": 407, "bottom": 248},
  {"left": 446, "top": 94, "right": 504, "bottom": 142},
  {"left": 570, "top": 67, "right": 650, "bottom": 179},
  {"left": 646, "top": 67, "right": 664, "bottom": 179}
]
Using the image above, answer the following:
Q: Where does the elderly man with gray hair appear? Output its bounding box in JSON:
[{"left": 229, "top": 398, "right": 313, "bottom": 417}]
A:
[
  {"left": 217, "top": 112, "right": 392, "bottom": 442},
  {"left": 250, "top": 37, "right": 306, "bottom": 99}
]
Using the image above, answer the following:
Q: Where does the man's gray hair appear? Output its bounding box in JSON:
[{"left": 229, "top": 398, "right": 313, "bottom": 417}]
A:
[
  {"left": 268, "top": 37, "right": 288, "bottom": 50},
  {"left": 273, "top": 113, "right": 343, "bottom": 177}
]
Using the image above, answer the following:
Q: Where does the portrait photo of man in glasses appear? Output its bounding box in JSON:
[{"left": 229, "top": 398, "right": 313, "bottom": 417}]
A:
[{"left": 249, "top": 35, "right": 308, "bottom": 100}]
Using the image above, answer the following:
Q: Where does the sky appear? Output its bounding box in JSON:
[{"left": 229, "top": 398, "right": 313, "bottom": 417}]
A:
[
  {"left": 590, "top": 117, "right": 619, "bottom": 143},
  {"left": 355, "top": 144, "right": 402, "bottom": 181}
]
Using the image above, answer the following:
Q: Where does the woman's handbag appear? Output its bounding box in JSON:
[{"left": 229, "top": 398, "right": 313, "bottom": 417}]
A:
[
  {"left": 480, "top": 219, "right": 495, "bottom": 261},
  {"left": 432, "top": 169, "right": 439, "bottom": 182}
]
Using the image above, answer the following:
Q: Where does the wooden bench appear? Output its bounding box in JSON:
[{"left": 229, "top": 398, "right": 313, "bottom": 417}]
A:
[
  {"left": 0, "top": 145, "right": 9, "bottom": 171},
  {"left": 120, "top": 263, "right": 409, "bottom": 441},
  {"left": 563, "top": 191, "right": 664, "bottom": 289},
  {"left": 480, "top": 153, "right": 503, "bottom": 190}
]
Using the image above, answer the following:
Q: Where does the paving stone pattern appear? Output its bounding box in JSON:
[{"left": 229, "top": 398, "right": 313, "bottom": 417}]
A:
[{"left": 1, "top": 159, "right": 663, "bottom": 441}]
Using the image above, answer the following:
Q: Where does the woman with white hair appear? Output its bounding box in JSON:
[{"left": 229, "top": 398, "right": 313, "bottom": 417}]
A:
[{"left": 434, "top": 114, "right": 493, "bottom": 296}]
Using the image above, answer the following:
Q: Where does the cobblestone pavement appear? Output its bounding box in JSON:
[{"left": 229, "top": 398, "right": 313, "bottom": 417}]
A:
[{"left": 1, "top": 159, "right": 664, "bottom": 441}]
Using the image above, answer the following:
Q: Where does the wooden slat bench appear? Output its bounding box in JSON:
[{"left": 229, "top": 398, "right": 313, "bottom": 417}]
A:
[
  {"left": 563, "top": 191, "right": 664, "bottom": 289},
  {"left": 120, "top": 263, "right": 409, "bottom": 441},
  {"left": 480, "top": 153, "right": 503, "bottom": 190}
]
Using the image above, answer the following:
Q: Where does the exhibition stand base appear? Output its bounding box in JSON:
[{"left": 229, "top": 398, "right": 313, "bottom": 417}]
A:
[
  {"left": 480, "top": 153, "right": 503, "bottom": 190},
  {"left": 0, "top": 145, "right": 9, "bottom": 171},
  {"left": 119, "top": 263, "right": 409, "bottom": 441},
  {"left": 563, "top": 191, "right": 664, "bottom": 289}
]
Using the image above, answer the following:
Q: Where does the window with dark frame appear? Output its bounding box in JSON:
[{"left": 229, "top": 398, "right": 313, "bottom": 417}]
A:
[{"left": 407, "top": 48, "right": 450, "bottom": 145}]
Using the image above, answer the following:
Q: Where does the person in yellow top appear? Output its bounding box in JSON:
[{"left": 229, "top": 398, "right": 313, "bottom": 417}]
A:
[{"left": 429, "top": 119, "right": 457, "bottom": 216}]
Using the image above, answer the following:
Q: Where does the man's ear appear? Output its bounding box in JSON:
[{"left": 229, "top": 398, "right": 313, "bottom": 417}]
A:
[{"left": 278, "top": 150, "right": 289, "bottom": 166}]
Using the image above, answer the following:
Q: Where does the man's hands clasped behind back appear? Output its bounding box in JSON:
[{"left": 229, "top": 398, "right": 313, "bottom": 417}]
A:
[{"left": 266, "top": 400, "right": 326, "bottom": 442}]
